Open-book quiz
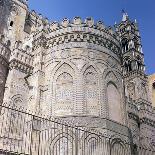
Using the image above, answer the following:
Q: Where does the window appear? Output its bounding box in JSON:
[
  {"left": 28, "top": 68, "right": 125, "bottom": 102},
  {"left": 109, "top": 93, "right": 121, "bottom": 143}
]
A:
[
  {"left": 122, "top": 38, "right": 128, "bottom": 52},
  {"left": 10, "top": 21, "right": 14, "bottom": 27},
  {"left": 153, "top": 82, "right": 155, "bottom": 89}
]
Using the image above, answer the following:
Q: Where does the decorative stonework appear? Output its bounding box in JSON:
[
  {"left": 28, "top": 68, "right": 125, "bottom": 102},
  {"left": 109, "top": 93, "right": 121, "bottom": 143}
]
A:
[
  {"left": 0, "top": 2, "right": 154, "bottom": 154},
  {"left": 84, "top": 66, "right": 99, "bottom": 115}
]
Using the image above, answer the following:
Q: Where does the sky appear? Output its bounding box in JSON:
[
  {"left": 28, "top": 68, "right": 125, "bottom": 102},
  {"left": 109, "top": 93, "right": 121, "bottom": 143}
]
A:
[{"left": 28, "top": 0, "right": 155, "bottom": 75}]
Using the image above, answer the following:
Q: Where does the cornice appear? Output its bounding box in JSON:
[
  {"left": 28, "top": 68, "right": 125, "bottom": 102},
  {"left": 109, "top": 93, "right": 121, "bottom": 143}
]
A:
[{"left": 9, "top": 59, "right": 33, "bottom": 74}]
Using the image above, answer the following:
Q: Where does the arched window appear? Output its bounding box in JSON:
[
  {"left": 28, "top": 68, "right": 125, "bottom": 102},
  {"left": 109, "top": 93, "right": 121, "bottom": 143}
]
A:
[
  {"left": 107, "top": 82, "right": 122, "bottom": 123},
  {"left": 124, "top": 57, "right": 132, "bottom": 72},
  {"left": 10, "top": 21, "right": 14, "bottom": 27},
  {"left": 136, "top": 56, "right": 142, "bottom": 71},
  {"left": 122, "top": 39, "right": 128, "bottom": 52}
]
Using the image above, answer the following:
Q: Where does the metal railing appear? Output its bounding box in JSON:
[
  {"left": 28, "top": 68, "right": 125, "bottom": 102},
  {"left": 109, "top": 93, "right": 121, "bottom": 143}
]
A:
[{"left": 0, "top": 104, "right": 132, "bottom": 155}]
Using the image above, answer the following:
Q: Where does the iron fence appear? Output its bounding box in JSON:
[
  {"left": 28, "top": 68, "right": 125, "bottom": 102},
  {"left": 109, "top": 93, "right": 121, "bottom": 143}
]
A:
[{"left": 0, "top": 104, "right": 132, "bottom": 155}]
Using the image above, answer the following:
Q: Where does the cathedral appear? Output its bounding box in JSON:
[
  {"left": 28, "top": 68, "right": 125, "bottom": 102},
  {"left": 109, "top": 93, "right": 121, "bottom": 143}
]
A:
[{"left": 0, "top": 0, "right": 155, "bottom": 154}]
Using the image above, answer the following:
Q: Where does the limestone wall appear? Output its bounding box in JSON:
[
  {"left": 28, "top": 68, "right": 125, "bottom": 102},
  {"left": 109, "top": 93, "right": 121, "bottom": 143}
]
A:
[
  {"left": 148, "top": 74, "right": 155, "bottom": 107},
  {"left": 29, "top": 17, "right": 127, "bottom": 125}
]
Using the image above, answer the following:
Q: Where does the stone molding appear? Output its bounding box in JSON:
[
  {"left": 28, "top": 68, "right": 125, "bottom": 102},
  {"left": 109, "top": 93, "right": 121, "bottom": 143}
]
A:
[{"left": 9, "top": 59, "right": 33, "bottom": 74}]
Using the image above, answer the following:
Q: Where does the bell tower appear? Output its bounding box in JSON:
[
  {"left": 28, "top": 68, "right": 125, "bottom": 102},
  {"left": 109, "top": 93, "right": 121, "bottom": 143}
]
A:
[{"left": 118, "top": 12, "right": 149, "bottom": 102}]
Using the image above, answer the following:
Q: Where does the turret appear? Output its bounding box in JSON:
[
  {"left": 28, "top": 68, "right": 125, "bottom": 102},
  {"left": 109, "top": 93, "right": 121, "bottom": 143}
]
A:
[
  {"left": 117, "top": 11, "right": 149, "bottom": 102},
  {"left": 118, "top": 12, "right": 145, "bottom": 76}
]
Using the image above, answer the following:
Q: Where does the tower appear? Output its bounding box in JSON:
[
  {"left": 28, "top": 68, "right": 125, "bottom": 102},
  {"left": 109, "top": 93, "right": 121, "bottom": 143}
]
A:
[
  {"left": 0, "top": 0, "right": 29, "bottom": 47},
  {"left": 118, "top": 12, "right": 149, "bottom": 102},
  {"left": 0, "top": 1, "right": 155, "bottom": 153},
  {"left": 117, "top": 12, "right": 155, "bottom": 154}
]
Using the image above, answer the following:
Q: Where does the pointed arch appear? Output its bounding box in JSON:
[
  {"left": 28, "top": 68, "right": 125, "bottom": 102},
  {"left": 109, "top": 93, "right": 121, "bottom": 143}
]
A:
[
  {"left": 110, "top": 138, "right": 127, "bottom": 155},
  {"left": 123, "top": 56, "right": 132, "bottom": 72},
  {"left": 102, "top": 69, "right": 124, "bottom": 119},
  {"left": 45, "top": 132, "right": 76, "bottom": 155},
  {"left": 103, "top": 69, "right": 122, "bottom": 86},
  {"left": 107, "top": 82, "right": 122, "bottom": 123},
  {"left": 52, "top": 63, "right": 75, "bottom": 116},
  {"left": 84, "top": 66, "right": 99, "bottom": 115},
  {"left": 121, "top": 38, "right": 129, "bottom": 52},
  {"left": 51, "top": 133, "right": 75, "bottom": 155},
  {"left": 81, "top": 133, "right": 102, "bottom": 155}
]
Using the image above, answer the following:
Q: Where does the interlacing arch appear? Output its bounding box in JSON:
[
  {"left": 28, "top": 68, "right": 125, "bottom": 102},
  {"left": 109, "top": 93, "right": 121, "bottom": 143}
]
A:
[
  {"left": 80, "top": 132, "right": 103, "bottom": 155},
  {"left": 110, "top": 138, "right": 127, "bottom": 155},
  {"left": 52, "top": 63, "right": 75, "bottom": 116},
  {"left": 46, "top": 132, "right": 76, "bottom": 155},
  {"left": 103, "top": 68, "right": 122, "bottom": 86}
]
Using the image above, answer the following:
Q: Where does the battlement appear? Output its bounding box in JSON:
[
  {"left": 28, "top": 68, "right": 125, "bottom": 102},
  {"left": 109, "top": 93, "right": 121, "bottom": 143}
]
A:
[
  {"left": 48, "top": 17, "right": 115, "bottom": 34},
  {"left": 32, "top": 17, "right": 121, "bottom": 57},
  {"left": 43, "top": 17, "right": 119, "bottom": 40},
  {"left": 32, "top": 16, "right": 119, "bottom": 40}
]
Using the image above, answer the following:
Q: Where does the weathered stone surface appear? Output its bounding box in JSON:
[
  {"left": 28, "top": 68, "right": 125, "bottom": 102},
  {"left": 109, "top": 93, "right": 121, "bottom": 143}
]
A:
[{"left": 0, "top": 1, "right": 154, "bottom": 154}]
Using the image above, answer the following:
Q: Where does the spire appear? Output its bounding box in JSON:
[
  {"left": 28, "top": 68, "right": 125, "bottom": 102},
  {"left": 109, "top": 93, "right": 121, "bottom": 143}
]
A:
[{"left": 122, "top": 10, "right": 129, "bottom": 21}]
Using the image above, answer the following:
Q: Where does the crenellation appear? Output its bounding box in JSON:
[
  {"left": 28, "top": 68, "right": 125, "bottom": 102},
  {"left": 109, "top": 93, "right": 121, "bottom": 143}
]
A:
[{"left": 0, "top": 2, "right": 155, "bottom": 154}]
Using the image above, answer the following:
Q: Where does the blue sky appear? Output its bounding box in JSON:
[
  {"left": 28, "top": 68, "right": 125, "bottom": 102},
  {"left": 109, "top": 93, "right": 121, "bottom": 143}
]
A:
[{"left": 28, "top": 0, "right": 155, "bottom": 75}]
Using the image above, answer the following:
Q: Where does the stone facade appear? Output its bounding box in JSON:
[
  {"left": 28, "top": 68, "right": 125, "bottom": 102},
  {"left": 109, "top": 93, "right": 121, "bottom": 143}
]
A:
[
  {"left": 148, "top": 74, "right": 155, "bottom": 107},
  {"left": 0, "top": 0, "right": 155, "bottom": 154}
]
